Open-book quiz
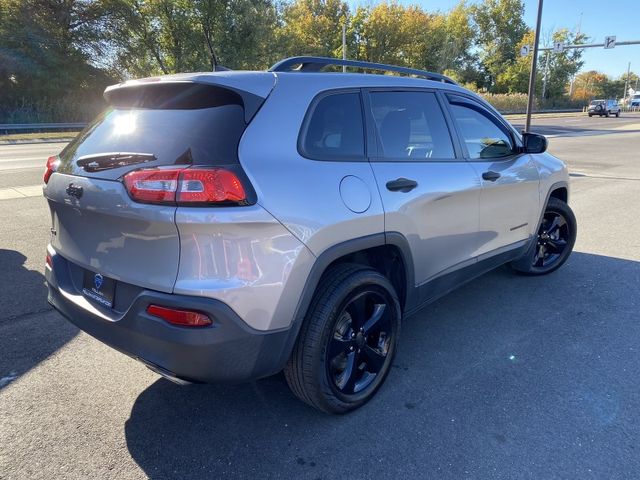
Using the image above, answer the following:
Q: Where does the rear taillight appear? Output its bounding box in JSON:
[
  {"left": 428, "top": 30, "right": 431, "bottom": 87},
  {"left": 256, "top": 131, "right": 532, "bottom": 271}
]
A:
[
  {"left": 123, "top": 167, "right": 248, "bottom": 206},
  {"left": 123, "top": 169, "right": 180, "bottom": 204},
  {"left": 45, "top": 253, "right": 53, "bottom": 269},
  {"left": 177, "top": 168, "right": 246, "bottom": 204},
  {"left": 44, "top": 155, "right": 59, "bottom": 184},
  {"left": 146, "top": 304, "right": 212, "bottom": 327}
]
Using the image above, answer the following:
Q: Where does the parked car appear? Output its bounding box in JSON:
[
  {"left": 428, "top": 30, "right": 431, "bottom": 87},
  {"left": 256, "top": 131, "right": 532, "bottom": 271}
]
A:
[
  {"left": 629, "top": 93, "right": 640, "bottom": 108},
  {"left": 44, "top": 57, "right": 576, "bottom": 413},
  {"left": 588, "top": 99, "right": 621, "bottom": 117}
]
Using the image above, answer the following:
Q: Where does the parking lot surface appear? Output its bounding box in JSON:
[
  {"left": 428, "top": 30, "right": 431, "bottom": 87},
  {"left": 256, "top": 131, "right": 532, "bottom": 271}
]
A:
[{"left": 1, "top": 113, "right": 640, "bottom": 479}]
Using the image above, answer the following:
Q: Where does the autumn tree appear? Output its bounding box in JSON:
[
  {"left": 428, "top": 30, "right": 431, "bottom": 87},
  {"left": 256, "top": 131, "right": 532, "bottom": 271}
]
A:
[
  {"left": 277, "top": 0, "right": 349, "bottom": 59},
  {"left": 472, "top": 0, "right": 527, "bottom": 89},
  {"left": 109, "top": 0, "right": 279, "bottom": 76}
]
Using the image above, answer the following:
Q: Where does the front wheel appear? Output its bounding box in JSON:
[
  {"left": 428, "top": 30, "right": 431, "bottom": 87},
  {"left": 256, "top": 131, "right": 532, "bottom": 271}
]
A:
[
  {"left": 616, "top": 111, "right": 621, "bottom": 117},
  {"left": 510, "top": 197, "right": 577, "bottom": 275},
  {"left": 284, "top": 264, "right": 401, "bottom": 413}
]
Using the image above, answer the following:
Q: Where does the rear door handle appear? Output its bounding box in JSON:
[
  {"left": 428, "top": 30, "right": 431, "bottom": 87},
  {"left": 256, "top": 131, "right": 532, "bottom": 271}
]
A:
[
  {"left": 482, "top": 171, "right": 501, "bottom": 182},
  {"left": 386, "top": 178, "right": 418, "bottom": 192}
]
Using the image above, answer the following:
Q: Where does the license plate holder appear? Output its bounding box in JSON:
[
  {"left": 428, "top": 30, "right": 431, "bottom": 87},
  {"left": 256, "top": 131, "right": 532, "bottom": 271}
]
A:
[{"left": 82, "top": 270, "right": 115, "bottom": 308}]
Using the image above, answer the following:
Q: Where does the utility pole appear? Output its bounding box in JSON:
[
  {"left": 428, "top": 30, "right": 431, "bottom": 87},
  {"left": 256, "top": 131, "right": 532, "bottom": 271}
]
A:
[
  {"left": 541, "top": 50, "right": 548, "bottom": 100},
  {"left": 623, "top": 62, "right": 631, "bottom": 103},
  {"left": 342, "top": 23, "right": 347, "bottom": 73},
  {"left": 525, "top": 0, "right": 544, "bottom": 133}
]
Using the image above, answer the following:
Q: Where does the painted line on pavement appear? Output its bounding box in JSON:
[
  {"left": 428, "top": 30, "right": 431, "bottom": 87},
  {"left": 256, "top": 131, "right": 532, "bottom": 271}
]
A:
[{"left": 0, "top": 184, "right": 43, "bottom": 200}]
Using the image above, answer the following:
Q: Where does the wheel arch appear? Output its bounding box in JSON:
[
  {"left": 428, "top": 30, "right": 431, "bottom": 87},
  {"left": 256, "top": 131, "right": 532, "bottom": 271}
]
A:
[
  {"left": 274, "top": 233, "right": 416, "bottom": 372},
  {"left": 548, "top": 183, "right": 568, "bottom": 204}
]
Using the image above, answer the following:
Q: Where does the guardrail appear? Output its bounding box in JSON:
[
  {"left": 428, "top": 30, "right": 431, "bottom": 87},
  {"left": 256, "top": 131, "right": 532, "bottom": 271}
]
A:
[{"left": 0, "top": 123, "right": 86, "bottom": 134}]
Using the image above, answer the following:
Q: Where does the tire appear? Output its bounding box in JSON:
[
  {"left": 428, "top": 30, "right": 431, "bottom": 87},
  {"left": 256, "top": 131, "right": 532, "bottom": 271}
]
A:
[
  {"left": 588, "top": 113, "right": 593, "bottom": 117},
  {"left": 616, "top": 111, "right": 620, "bottom": 117},
  {"left": 605, "top": 111, "right": 610, "bottom": 117},
  {"left": 510, "top": 197, "right": 577, "bottom": 275},
  {"left": 284, "top": 263, "right": 401, "bottom": 414}
]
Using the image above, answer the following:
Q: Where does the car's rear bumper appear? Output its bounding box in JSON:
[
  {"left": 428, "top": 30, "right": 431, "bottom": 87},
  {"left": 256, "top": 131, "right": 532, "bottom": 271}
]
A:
[{"left": 45, "top": 248, "right": 293, "bottom": 383}]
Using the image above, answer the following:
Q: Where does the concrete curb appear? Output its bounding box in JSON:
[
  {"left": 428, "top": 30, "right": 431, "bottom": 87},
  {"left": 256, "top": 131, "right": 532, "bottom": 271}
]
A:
[{"left": 504, "top": 112, "right": 585, "bottom": 120}]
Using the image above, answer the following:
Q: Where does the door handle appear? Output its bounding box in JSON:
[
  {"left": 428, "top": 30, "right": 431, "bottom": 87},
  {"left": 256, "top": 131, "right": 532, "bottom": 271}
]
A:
[
  {"left": 386, "top": 178, "right": 418, "bottom": 192},
  {"left": 482, "top": 171, "right": 501, "bottom": 182}
]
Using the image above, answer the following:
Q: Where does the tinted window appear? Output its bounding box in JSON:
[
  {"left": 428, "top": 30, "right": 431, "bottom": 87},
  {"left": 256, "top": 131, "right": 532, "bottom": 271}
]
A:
[
  {"left": 57, "top": 104, "right": 247, "bottom": 180},
  {"left": 448, "top": 101, "right": 514, "bottom": 159},
  {"left": 301, "top": 92, "right": 365, "bottom": 159},
  {"left": 369, "top": 91, "right": 455, "bottom": 160}
]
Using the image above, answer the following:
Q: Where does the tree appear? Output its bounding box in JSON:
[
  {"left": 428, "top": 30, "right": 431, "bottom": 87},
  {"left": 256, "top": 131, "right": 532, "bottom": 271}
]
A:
[
  {"left": 277, "top": 0, "right": 349, "bottom": 59},
  {"left": 0, "top": 0, "right": 115, "bottom": 121},
  {"left": 537, "top": 29, "right": 588, "bottom": 99},
  {"left": 109, "top": 0, "right": 278, "bottom": 76},
  {"left": 349, "top": 0, "right": 477, "bottom": 82},
  {"left": 572, "top": 70, "right": 609, "bottom": 101},
  {"left": 494, "top": 29, "right": 536, "bottom": 93},
  {"left": 472, "top": 0, "right": 527, "bottom": 90}
]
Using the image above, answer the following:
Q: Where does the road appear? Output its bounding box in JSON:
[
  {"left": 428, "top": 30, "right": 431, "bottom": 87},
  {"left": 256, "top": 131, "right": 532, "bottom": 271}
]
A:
[{"left": 1, "top": 113, "right": 640, "bottom": 479}]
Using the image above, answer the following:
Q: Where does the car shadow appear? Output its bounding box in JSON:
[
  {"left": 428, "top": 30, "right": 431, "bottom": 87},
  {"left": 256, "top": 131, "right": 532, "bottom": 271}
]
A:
[
  {"left": 125, "top": 251, "right": 640, "bottom": 479},
  {"left": 0, "top": 249, "right": 78, "bottom": 389}
]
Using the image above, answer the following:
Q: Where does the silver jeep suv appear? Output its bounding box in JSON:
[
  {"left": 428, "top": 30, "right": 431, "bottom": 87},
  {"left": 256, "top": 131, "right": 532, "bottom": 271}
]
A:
[{"left": 44, "top": 57, "right": 576, "bottom": 413}]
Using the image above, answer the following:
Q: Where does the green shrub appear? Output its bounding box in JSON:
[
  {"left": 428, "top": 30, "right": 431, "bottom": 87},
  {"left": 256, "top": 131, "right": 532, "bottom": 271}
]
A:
[{"left": 480, "top": 93, "right": 533, "bottom": 113}]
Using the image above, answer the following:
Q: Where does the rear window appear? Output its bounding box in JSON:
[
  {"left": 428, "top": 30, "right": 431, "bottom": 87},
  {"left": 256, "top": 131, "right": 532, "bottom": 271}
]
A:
[
  {"left": 299, "top": 92, "right": 365, "bottom": 160},
  {"left": 57, "top": 84, "right": 250, "bottom": 178}
]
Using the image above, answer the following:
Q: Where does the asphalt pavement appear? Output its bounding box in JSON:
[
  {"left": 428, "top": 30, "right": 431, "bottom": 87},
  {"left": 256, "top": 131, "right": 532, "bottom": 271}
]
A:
[{"left": 1, "top": 113, "right": 640, "bottom": 479}]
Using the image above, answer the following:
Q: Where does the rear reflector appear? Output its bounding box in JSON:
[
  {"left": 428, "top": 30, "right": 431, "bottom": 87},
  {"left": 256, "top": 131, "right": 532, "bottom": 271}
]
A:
[
  {"left": 146, "top": 304, "right": 212, "bottom": 327},
  {"left": 44, "top": 155, "right": 59, "bottom": 184},
  {"left": 123, "top": 167, "right": 247, "bottom": 205},
  {"left": 45, "top": 253, "right": 53, "bottom": 269}
]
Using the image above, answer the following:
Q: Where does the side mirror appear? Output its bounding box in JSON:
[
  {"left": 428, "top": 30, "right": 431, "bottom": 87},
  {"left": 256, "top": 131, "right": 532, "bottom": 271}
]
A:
[{"left": 522, "top": 132, "right": 548, "bottom": 154}]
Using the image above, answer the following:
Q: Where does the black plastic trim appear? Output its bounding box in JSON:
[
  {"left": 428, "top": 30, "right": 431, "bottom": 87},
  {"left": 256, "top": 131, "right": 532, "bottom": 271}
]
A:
[{"left": 46, "top": 251, "right": 290, "bottom": 383}]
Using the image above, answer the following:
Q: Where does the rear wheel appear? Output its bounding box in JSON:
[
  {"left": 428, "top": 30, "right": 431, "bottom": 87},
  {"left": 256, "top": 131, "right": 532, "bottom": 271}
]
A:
[
  {"left": 284, "top": 264, "right": 401, "bottom": 414},
  {"left": 510, "top": 197, "right": 576, "bottom": 275},
  {"left": 616, "top": 111, "right": 621, "bottom": 117},
  {"left": 605, "top": 110, "right": 610, "bottom": 117}
]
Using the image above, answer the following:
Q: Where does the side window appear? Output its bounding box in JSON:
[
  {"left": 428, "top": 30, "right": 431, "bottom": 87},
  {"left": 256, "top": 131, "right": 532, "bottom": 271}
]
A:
[
  {"left": 448, "top": 97, "right": 515, "bottom": 160},
  {"left": 369, "top": 91, "right": 455, "bottom": 160},
  {"left": 300, "top": 92, "right": 365, "bottom": 160}
]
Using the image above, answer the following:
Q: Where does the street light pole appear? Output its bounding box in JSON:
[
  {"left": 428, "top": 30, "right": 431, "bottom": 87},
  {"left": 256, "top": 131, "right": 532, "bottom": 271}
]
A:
[{"left": 525, "top": 0, "right": 544, "bottom": 133}]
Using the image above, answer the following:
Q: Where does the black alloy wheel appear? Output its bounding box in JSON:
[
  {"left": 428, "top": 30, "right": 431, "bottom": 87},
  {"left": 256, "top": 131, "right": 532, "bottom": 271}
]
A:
[
  {"left": 284, "top": 264, "right": 401, "bottom": 413},
  {"left": 510, "top": 197, "right": 576, "bottom": 275},
  {"left": 327, "top": 290, "right": 393, "bottom": 396},
  {"left": 533, "top": 210, "right": 570, "bottom": 269}
]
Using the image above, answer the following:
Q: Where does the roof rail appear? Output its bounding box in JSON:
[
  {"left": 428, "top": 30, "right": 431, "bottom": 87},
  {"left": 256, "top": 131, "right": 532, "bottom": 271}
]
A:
[{"left": 268, "top": 56, "right": 457, "bottom": 85}]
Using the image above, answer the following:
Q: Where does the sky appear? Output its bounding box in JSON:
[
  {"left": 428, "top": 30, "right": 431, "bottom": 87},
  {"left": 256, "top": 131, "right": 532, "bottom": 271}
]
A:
[{"left": 349, "top": 0, "right": 639, "bottom": 78}]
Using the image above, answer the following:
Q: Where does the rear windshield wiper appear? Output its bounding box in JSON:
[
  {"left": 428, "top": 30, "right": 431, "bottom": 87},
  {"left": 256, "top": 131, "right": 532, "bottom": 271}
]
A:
[{"left": 77, "top": 152, "right": 157, "bottom": 172}]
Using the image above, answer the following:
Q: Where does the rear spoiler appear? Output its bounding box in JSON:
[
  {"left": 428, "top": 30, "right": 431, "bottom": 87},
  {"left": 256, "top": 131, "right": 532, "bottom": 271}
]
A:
[{"left": 104, "top": 73, "right": 276, "bottom": 123}]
